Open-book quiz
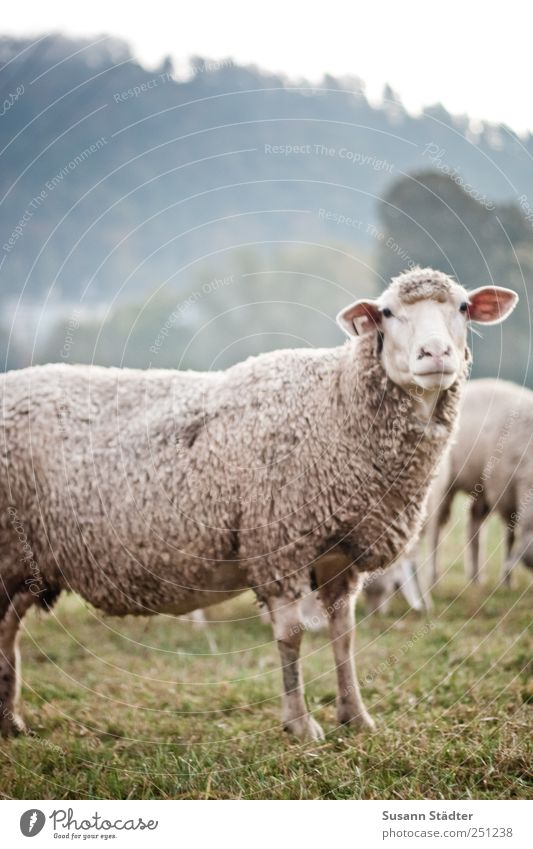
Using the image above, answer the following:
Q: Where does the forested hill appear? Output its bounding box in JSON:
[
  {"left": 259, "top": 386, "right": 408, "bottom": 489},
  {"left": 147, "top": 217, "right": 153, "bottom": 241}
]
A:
[{"left": 1, "top": 33, "right": 532, "bottom": 306}]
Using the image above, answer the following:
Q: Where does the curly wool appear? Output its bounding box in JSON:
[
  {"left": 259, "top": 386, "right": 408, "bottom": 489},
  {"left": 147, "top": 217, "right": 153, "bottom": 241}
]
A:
[
  {"left": 390, "top": 267, "right": 455, "bottom": 304},
  {"left": 0, "top": 305, "right": 468, "bottom": 617}
]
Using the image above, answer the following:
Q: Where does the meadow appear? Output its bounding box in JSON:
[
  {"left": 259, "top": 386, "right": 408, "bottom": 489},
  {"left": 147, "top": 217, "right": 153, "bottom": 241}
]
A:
[{"left": 1, "top": 498, "right": 531, "bottom": 800}]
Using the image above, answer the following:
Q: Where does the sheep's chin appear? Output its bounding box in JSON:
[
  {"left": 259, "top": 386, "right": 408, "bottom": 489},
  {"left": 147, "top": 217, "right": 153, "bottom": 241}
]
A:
[{"left": 411, "top": 371, "right": 457, "bottom": 392}]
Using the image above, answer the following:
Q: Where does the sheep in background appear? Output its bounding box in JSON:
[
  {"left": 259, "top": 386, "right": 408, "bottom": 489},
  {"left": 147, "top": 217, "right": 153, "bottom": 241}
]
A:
[
  {"left": 363, "top": 557, "right": 429, "bottom": 615},
  {"left": 182, "top": 609, "right": 219, "bottom": 653},
  {"left": 0, "top": 269, "right": 516, "bottom": 740},
  {"left": 427, "top": 379, "right": 533, "bottom": 587},
  {"left": 259, "top": 592, "right": 329, "bottom": 631}
]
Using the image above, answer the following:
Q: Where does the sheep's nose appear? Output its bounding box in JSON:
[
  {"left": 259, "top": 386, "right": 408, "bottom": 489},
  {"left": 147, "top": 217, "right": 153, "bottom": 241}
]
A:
[{"left": 417, "top": 339, "right": 451, "bottom": 360}]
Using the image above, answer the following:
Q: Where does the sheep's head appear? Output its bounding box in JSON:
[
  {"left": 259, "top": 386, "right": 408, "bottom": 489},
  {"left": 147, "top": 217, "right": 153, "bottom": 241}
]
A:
[{"left": 337, "top": 268, "right": 518, "bottom": 394}]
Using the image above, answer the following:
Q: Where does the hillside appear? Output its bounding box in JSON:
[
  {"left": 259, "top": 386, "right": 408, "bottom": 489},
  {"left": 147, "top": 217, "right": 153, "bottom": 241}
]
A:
[{"left": 1, "top": 34, "right": 532, "bottom": 306}]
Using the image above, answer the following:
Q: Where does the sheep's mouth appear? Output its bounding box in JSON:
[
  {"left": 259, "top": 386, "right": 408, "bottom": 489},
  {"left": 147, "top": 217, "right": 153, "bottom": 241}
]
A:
[
  {"left": 412, "top": 368, "right": 457, "bottom": 390},
  {"left": 413, "top": 369, "right": 455, "bottom": 377},
  {"left": 414, "top": 368, "right": 455, "bottom": 377}
]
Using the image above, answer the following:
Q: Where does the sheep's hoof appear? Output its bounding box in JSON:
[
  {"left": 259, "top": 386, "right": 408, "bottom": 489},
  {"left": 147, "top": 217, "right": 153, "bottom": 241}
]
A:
[
  {"left": 284, "top": 714, "right": 325, "bottom": 742},
  {"left": 0, "top": 713, "right": 27, "bottom": 738},
  {"left": 338, "top": 709, "right": 376, "bottom": 732}
]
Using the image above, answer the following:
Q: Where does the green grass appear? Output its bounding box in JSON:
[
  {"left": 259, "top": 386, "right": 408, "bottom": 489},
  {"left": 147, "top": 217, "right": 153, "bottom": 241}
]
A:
[{"left": 1, "top": 498, "right": 531, "bottom": 799}]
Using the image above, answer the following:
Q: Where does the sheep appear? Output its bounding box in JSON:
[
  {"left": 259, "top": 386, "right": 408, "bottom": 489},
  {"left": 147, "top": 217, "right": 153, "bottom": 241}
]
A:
[
  {"left": 426, "top": 378, "right": 533, "bottom": 587},
  {"left": 363, "top": 557, "right": 428, "bottom": 615},
  {"left": 0, "top": 268, "right": 517, "bottom": 740},
  {"left": 182, "top": 609, "right": 219, "bottom": 653},
  {"left": 259, "top": 592, "right": 329, "bottom": 631}
]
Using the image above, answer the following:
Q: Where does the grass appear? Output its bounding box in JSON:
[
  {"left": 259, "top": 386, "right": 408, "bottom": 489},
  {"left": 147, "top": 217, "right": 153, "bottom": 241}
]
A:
[{"left": 1, "top": 497, "right": 531, "bottom": 799}]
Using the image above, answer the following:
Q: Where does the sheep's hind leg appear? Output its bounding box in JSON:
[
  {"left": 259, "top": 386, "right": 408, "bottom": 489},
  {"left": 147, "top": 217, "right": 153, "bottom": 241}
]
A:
[
  {"left": 0, "top": 593, "right": 34, "bottom": 737},
  {"left": 268, "top": 595, "right": 324, "bottom": 742},
  {"left": 501, "top": 526, "right": 516, "bottom": 587},
  {"left": 319, "top": 575, "right": 375, "bottom": 731},
  {"left": 466, "top": 500, "right": 487, "bottom": 583}
]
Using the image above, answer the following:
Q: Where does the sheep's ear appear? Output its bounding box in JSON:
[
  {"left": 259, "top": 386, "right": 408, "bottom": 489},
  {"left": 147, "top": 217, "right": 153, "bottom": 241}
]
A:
[
  {"left": 336, "top": 300, "right": 382, "bottom": 337},
  {"left": 467, "top": 286, "right": 518, "bottom": 324}
]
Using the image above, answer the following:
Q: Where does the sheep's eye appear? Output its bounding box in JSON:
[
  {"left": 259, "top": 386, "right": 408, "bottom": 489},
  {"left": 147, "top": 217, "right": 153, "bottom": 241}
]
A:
[
  {"left": 459, "top": 302, "right": 468, "bottom": 313},
  {"left": 382, "top": 307, "right": 393, "bottom": 318}
]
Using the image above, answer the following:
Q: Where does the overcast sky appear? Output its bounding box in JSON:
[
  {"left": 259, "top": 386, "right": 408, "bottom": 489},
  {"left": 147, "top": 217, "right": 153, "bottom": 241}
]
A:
[{"left": 3, "top": 0, "right": 531, "bottom": 132}]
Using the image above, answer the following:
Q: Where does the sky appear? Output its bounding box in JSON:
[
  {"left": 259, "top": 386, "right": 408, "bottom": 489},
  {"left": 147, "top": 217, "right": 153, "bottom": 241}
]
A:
[{"left": 2, "top": 0, "right": 531, "bottom": 132}]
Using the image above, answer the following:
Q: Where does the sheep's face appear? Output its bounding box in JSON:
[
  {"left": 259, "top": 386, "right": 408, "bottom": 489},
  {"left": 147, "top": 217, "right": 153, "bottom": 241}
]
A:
[{"left": 337, "top": 268, "right": 518, "bottom": 394}]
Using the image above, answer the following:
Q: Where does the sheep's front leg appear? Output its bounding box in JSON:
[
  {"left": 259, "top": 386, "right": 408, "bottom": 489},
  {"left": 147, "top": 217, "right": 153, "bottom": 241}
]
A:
[
  {"left": 268, "top": 596, "right": 324, "bottom": 742},
  {"left": 321, "top": 583, "right": 375, "bottom": 731},
  {"left": 0, "top": 593, "right": 34, "bottom": 737}
]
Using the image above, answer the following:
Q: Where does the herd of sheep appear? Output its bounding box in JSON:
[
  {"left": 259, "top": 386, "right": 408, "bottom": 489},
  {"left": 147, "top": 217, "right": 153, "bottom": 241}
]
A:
[{"left": 0, "top": 266, "right": 525, "bottom": 741}]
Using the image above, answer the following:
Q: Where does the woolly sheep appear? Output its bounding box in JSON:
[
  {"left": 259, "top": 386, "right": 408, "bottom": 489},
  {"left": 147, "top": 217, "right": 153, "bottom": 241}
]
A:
[
  {"left": 0, "top": 269, "right": 517, "bottom": 740},
  {"left": 426, "top": 378, "right": 533, "bottom": 586}
]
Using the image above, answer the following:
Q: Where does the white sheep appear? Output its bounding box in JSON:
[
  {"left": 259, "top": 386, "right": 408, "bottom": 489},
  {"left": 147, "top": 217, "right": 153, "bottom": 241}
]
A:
[
  {"left": 426, "top": 378, "right": 533, "bottom": 587},
  {"left": 363, "top": 557, "right": 428, "bottom": 615},
  {"left": 0, "top": 269, "right": 517, "bottom": 740}
]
